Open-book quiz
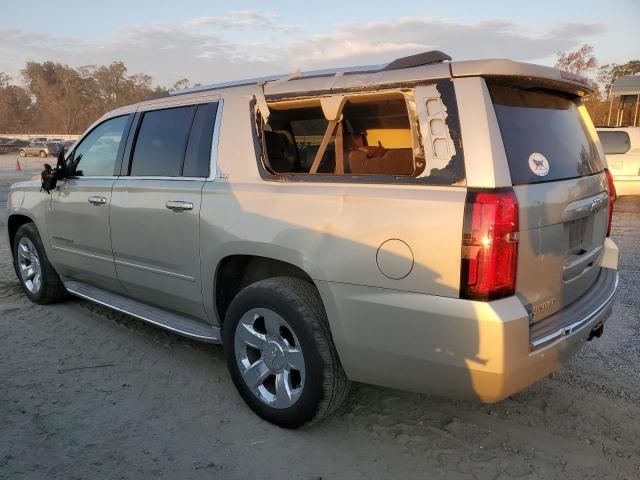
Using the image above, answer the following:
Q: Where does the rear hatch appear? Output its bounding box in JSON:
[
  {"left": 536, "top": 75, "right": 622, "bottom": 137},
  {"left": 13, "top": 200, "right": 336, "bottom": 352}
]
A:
[{"left": 488, "top": 80, "right": 608, "bottom": 323}]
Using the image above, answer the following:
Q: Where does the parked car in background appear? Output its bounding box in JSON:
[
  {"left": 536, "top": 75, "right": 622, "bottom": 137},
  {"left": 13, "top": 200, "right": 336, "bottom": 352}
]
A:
[
  {"left": 7, "top": 52, "right": 619, "bottom": 428},
  {"left": 597, "top": 127, "right": 640, "bottom": 196},
  {"left": 0, "top": 138, "right": 29, "bottom": 154},
  {"left": 0, "top": 138, "right": 15, "bottom": 153},
  {"left": 18, "top": 140, "right": 50, "bottom": 158},
  {"left": 46, "top": 142, "right": 63, "bottom": 156},
  {"left": 6, "top": 139, "right": 29, "bottom": 147}
]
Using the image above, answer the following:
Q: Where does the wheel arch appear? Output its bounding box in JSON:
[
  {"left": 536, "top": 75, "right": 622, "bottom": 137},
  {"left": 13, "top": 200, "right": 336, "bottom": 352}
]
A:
[
  {"left": 213, "top": 254, "right": 316, "bottom": 325},
  {"left": 7, "top": 213, "right": 35, "bottom": 250}
]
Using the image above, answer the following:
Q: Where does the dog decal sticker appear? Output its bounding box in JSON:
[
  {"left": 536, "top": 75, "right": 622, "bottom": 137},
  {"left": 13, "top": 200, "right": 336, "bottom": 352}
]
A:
[{"left": 528, "top": 153, "right": 549, "bottom": 177}]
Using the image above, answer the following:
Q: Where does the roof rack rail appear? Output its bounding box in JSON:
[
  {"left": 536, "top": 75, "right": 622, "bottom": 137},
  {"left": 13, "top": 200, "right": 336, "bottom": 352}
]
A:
[
  {"left": 382, "top": 50, "right": 452, "bottom": 71},
  {"left": 169, "top": 50, "right": 451, "bottom": 97}
]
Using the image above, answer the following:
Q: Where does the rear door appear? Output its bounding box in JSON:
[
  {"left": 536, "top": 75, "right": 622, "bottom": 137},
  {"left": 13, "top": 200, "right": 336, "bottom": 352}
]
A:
[
  {"left": 110, "top": 102, "right": 218, "bottom": 319},
  {"left": 488, "top": 82, "right": 609, "bottom": 323}
]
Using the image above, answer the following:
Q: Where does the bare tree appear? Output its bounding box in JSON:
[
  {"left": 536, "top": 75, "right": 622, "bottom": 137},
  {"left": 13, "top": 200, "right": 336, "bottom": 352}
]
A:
[
  {"left": 555, "top": 44, "right": 598, "bottom": 76},
  {"left": 171, "top": 78, "right": 191, "bottom": 91}
]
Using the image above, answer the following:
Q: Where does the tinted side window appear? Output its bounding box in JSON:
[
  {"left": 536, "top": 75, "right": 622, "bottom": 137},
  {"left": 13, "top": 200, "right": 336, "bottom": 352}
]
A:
[
  {"left": 598, "top": 131, "right": 630, "bottom": 155},
  {"left": 130, "top": 106, "right": 195, "bottom": 176},
  {"left": 183, "top": 102, "right": 218, "bottom": 177},
  {"left": 72, "top": 115, "right": 130, "bottom": 177}
]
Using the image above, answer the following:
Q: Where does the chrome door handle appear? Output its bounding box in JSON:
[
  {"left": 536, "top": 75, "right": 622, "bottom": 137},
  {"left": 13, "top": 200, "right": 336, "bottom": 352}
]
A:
[
  {"left": 165, "top": 201, "right": 194, "bottom": 212},
  {"left": 88, "top": 196, "right": 107, "bottom": 205}
]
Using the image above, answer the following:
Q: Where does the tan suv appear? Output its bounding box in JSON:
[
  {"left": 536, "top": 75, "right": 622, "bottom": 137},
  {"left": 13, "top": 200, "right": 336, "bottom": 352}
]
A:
[
  {"left": 6, "top": 51, "right": 620, "bottom": 428},
  {"left": 18, "top": 140, "right": 50, "bottom": 158}
]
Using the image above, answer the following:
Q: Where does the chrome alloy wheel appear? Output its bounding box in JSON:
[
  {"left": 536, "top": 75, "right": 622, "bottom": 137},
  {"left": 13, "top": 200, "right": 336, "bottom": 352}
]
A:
[
  {"left": 234, "top": 308, "right": 305, "bottom": 409},
  {"left": 17, "top": 237, "right": 42, "bottom": 294}
]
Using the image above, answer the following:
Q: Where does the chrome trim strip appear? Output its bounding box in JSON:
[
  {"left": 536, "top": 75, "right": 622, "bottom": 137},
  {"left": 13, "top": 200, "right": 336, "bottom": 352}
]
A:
[
  {"left": 51, "top": 245, "right": 113, "bottom": 263},
  {"left": 51, "top": 235, "right": 74, "bottom": 243},
  {"left": 114, "top": 259, "right": 195, "bottom": 281},
  {"left": 66, "top": 176, "right": 118, "bottom": 180},
  {"left": 531, "top": 272, "right": 619, "bottom": 348},
  {"left": 208, "top": 99, "right": 224, "bottom": 181},
  {"left": 120, "top": 176, "right": 206, "bottom": 181},
  {"left": 63, "top": 280, "right": 220, "bottom": 343}
]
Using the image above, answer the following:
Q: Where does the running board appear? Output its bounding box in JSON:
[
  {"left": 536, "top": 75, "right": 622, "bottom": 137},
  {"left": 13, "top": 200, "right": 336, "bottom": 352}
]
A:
[{"left": 63, "top": 279, "right": 221, "bottom": 343}]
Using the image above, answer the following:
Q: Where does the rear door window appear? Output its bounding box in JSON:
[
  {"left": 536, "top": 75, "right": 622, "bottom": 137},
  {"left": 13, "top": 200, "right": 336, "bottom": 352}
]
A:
[
  {"left": 598, "top": 130, "right": 630, "bottom": 155},
  {"left": 130, "top": 106, "right": 195, "bottom": 176},
  {"left": 488, "top": 83, "right": 604, "bottom": 184}
]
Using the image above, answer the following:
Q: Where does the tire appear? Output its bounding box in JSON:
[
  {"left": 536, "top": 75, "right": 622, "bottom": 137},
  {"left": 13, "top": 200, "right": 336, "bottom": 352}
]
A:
[
  {"left": 19, "top": 149, "right": 26, "bottom": 157},
  {"left": 39, "top": 150, "right": 47, "bottom": 158},
  {"left": 13, "top": 223, "right": 67, "bottom": 304},
  {"left": 223, "top": 277, "right": 349, "bottom": 428}
]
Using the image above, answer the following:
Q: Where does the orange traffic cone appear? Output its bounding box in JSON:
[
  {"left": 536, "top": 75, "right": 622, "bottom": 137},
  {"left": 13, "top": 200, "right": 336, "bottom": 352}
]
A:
[{"left": 15, "top": 158, "right": 22, "bottom": 171}]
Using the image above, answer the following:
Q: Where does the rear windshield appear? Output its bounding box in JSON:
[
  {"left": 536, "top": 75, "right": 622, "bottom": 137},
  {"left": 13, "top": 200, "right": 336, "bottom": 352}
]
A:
[
  {"left": 598, "top": 130, "right": 630, "bottom": 155},
  {"left": 489, "top": 84, "right": 604, "bottom": 185}
]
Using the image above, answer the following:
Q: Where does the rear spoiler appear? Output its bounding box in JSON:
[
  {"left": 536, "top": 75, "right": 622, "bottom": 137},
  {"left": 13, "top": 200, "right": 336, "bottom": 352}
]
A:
[{"left": 451, "top": 59, "right": 594, "bottom": 96}]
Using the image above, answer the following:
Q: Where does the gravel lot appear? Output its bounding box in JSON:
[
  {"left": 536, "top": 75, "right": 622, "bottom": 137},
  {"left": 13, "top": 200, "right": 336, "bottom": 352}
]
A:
[{"left": 1, "top": 152, "right": 639, "bottom": 479}]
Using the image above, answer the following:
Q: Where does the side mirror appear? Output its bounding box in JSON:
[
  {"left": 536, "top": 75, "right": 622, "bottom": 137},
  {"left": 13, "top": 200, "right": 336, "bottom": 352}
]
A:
[{"left": 55, "top": 147, "right": 68, "bottom": 179}]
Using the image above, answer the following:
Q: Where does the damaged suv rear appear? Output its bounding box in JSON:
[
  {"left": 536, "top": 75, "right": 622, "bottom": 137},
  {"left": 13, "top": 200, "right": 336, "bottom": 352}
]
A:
[{"left": 7, "top": 51, "right": 619, "bottom": 428}]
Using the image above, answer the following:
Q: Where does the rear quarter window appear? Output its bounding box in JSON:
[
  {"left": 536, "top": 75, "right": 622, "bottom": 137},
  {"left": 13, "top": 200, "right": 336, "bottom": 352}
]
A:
[
  {"left": 489, "top": 83, "right": 604, "bottom": 185},
  {"left": 598, "top": 130, "right": 631, "bottom": 155}
]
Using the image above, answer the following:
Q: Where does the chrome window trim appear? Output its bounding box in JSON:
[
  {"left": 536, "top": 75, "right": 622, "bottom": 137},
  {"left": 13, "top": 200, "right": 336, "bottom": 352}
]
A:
[
  {"left": 69, "top": 176, "right": 207, "bottom": 182},
  {"left": 66, "top": 99, "right": 223, "bottom": 183},
  {"left": 121, "top": 176, "right": 207, "bottom": 181},
  {"left": 66, "top": 176, "right": 118, "bottom": 180},
  {"left": 207, "top": 99, "right": 224, "bottom": 181}
]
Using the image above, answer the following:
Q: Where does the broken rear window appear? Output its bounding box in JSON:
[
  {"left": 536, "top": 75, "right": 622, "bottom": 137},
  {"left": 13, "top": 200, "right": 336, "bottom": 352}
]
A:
[{"left": 259, "top": 87, "right": 465, "bottom": 185}]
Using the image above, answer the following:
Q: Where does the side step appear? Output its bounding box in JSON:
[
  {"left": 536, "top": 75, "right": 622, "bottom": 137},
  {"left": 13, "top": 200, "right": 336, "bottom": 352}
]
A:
[{"left": 63, "top": 279, "right": 221, "bottom": 343}]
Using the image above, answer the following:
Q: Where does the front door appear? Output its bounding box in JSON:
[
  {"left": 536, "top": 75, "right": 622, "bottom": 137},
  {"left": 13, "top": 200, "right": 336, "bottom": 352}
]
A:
[{"left": 47, "top": 115, "right": 131, "bottom": 292}]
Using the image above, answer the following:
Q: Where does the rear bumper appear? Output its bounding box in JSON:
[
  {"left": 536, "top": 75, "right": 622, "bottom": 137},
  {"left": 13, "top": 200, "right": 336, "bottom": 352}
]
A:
[
  {"left": 317, "top": 266, "right": 619, "bottom": 403},
  {"left": 529, "top": 267, "right": 618, "bottom": 349}
]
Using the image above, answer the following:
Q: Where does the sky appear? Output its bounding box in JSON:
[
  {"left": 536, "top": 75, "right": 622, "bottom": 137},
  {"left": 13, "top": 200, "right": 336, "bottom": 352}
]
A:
[{"left": 1, "top": 0, "right": 639, "bottom": 87}]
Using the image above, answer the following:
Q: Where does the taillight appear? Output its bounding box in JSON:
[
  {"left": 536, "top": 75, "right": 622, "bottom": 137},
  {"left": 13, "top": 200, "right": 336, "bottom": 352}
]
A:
[
  {"left": 604, "top": 169, "right": 615, "bottom": 237},
  {"left": 460, "top": 189, "right": 519, "bottom": 301}
]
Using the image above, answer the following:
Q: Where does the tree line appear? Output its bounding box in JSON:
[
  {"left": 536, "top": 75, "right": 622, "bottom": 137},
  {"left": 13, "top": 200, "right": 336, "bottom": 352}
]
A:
[
  {"left": 0, "top": 47, "right": 638, "bottom": 135},
  {"left": 0, "top": 61, "right": 194, "bottom": 134}
]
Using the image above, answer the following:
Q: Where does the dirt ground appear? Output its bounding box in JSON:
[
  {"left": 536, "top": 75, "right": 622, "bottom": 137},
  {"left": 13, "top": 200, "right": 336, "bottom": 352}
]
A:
[{"left": 1, "top": 153, "right": 639, "bottom": 479}]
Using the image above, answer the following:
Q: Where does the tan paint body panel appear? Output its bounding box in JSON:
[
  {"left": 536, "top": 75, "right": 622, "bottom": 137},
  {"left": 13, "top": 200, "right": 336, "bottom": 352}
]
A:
[
  {"left": 110, "top": 179, "right": 207, "bottom": 319},
  {"left": 316, "top": 279, "right": 609, "bottom": 402},
  {"left": 46, "top": 178, "right": 122, "bottom": 292},
  {"left": 452, "top": 77, "right": 511, "bottom": 188}
]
